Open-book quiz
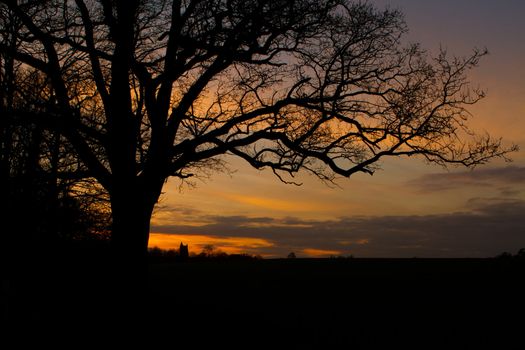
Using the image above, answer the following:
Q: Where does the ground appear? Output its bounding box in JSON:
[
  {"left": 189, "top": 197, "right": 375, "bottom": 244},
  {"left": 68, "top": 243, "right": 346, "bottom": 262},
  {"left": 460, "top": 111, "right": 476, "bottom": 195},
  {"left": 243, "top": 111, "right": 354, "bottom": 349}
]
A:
[{"left": 3, "top": 257, "right": 524, "bottom": 348}]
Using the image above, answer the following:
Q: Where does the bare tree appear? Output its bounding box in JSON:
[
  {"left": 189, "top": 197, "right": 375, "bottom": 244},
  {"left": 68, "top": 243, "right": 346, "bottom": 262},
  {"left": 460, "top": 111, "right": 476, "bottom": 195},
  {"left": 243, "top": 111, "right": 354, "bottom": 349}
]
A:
[
  {"left": 0, "top": 6, "right": 110, "bottom": 258},
  {"left": 0, "top": 0, "right": 516, "bottom": 263}
]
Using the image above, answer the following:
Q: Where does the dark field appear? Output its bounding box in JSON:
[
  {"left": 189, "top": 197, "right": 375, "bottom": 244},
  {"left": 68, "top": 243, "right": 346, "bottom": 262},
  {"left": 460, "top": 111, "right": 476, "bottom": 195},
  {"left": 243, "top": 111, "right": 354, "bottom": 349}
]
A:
[{"left": 4, "top": 258, "right": 525, "bottom": 348}]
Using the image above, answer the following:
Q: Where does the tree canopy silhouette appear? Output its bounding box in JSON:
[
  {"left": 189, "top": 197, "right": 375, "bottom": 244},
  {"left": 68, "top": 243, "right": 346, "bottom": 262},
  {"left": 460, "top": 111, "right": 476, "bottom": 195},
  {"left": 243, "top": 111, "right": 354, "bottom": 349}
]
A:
[
  {"left": 0, "top": 0, "right": 516, "bottom": 262},
  {"left": 0, "top": 9, "right": 110, "bottom": 268}
]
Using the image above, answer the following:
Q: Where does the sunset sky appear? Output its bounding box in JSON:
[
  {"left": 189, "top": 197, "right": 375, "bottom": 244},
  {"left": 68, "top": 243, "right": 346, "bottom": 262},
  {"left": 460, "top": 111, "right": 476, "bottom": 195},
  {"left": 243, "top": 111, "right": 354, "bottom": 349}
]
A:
[{"left": 149, "top": 0, "right": 525, "bottom": 258}]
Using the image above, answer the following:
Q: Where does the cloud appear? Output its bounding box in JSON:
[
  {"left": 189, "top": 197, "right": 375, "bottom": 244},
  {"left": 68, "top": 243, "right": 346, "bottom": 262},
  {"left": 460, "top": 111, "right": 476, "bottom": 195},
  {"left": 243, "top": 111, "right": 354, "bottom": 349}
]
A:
[
  {"left": 151, "top": 198, "right": 525, "bottom": 258},
  {"left": 408, "top": 166, "right": 525, "bottom": 193},
  {"left": 223, "top": 194, "right": 333, "bottom": 212}
]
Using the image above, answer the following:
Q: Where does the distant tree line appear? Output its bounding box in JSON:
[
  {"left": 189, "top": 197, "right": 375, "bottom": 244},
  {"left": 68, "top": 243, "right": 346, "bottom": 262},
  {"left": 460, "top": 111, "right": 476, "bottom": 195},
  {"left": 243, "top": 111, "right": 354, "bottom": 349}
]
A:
[
  {"left": 495, "top": 249, "right": 525, "bottom": 261},
  {"left": 148, "top": 245, "right": 262, "bottom": 263}
]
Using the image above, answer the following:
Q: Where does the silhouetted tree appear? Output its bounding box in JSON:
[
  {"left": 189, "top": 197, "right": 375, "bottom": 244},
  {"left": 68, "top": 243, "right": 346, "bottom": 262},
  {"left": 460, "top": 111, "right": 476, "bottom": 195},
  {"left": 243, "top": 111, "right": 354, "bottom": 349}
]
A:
[
  {"left": 496, "top": 252, "right": 513, "bottom": 260},
  {"left": 0, "top": 7, "right": 110, "bottom": 261},
  {"left": 0, "top": 0, "right": 516, "bottom": 265},
  {"left": 0, "top": 81, "right": 111, "bottom": 248},
  {"left": 199, "top": 244, "right": 226, "bottom": 258}
]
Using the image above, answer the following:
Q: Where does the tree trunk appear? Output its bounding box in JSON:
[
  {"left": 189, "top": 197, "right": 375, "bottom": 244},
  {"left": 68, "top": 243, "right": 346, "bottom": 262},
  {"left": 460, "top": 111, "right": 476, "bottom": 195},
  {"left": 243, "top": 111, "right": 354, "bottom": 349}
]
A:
[
  {"left": 107, "top": 185, "right": 159, "bottom": 325},
  {"left": 110, "top": 187, "right": 156, "bottom": 265}
]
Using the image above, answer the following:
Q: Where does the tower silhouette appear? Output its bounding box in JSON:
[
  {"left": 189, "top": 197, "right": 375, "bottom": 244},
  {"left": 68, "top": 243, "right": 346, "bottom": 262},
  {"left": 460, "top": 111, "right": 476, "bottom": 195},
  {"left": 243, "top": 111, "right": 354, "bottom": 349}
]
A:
[{"left": 179, "top": 242, "right": 189, "bottom": 260}]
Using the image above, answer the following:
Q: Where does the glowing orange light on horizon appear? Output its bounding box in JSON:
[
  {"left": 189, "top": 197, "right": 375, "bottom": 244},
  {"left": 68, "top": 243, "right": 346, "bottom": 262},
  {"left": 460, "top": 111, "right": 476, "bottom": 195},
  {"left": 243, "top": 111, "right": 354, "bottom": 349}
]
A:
[
  {"left": 302, "top": 248, "right": 342, "bottom": 257},
  {"left": 149, "top": 233, "right": 274, "bottom": 256}
]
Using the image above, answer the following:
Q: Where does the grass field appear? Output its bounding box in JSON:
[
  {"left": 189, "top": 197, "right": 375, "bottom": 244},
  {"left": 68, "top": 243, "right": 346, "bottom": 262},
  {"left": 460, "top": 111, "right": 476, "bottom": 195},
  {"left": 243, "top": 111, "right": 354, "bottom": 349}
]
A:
[
  {"left": 3, "top": 257, "right": 524, "bottom": 348},
  {"left": 147, "top": 258, "right": 525, "bottom": 348}
]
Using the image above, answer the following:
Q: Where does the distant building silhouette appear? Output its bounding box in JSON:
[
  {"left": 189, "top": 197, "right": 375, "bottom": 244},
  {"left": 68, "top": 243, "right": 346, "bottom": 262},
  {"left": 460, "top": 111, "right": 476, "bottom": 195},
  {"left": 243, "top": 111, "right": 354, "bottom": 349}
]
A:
[{"left": 179, "top": 242, "right": 189, "bottom": 260}]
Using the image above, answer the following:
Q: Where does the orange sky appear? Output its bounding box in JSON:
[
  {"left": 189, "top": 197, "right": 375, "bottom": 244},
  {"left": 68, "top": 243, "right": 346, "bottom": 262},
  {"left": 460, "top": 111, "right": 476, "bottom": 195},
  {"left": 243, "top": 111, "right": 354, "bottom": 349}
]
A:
[{"left": 149, "top": 0, "right": 525, "bottom": 258}]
